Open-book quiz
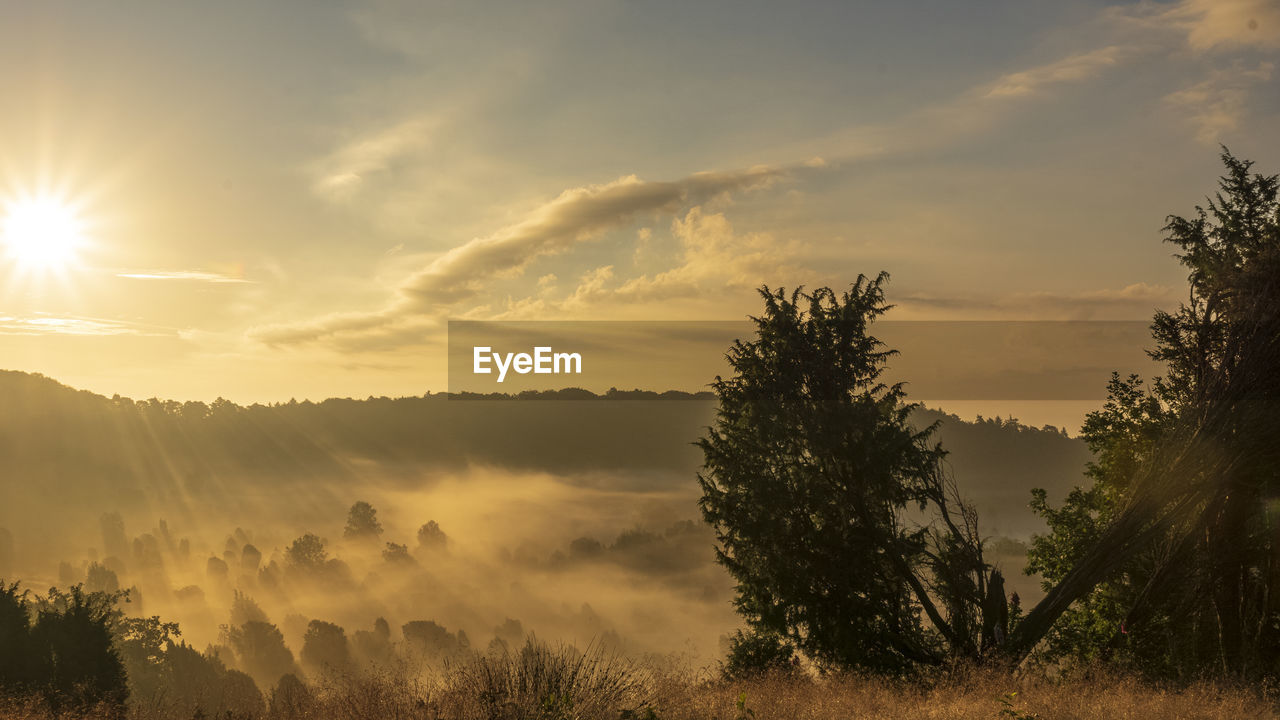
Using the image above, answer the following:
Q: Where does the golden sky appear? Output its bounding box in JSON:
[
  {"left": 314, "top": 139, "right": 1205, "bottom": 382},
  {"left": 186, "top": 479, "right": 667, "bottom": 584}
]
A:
[{"left": 0, "top": 0, "right": 1277, "bottom": 419}]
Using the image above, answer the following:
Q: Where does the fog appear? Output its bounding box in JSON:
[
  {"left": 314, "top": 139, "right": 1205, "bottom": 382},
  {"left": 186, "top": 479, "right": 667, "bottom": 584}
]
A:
[{"left": 0, "top": 371, "right": 1085, "bottom": 691}]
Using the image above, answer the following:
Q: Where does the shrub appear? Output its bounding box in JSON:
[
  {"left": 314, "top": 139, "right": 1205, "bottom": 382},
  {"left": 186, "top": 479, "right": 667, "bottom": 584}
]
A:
[{"left": 440, "top": 638, "right": 653, "bottom": 720}]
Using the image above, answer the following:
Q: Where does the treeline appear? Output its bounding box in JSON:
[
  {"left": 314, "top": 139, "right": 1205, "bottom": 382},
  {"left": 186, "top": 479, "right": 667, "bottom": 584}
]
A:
[
  {"left": 0, "top": 370, "right": 1089, "bottom": 559},
  {"left": 0, "top": 579, "right": 558, "bottom": 719}
]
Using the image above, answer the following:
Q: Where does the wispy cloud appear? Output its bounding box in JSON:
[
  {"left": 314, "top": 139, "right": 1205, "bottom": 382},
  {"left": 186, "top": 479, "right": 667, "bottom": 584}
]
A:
[
  {"left": 251, "top": 164, "right": 795, "bottom": 348},
  {"left": 311, "top": 117, "right": 438, "bottom": 202},
  {"left": 567, "top": 207, "right": 804, "bottom": 309},
  {"left": 1164, "top": 61, "right": 1274, "bottom": 144},
  {"left": 983, "top": 46, "right": 1130, "bottom": 99},
  {"left": 1114, "top": 0, "right": 1280, "bottom": 51},
  {"left": 399, "top": 166, "right": 787, "bottom": 308},
  {"left": 116, "top": 270, "right": 254, "bottom": 284},
  {"left": 0, "top": 314, "right": 142, "bottom": 336}
]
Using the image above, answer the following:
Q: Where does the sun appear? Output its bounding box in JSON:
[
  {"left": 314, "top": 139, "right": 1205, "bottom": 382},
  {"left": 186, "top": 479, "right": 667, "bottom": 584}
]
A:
[{"left": 1, "top": 195, "right": 85, "bottom": 272}]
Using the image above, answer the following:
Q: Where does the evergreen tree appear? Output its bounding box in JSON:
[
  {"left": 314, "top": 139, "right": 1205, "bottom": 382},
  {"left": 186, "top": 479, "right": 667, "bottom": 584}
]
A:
[
  {"left": 343, "top": 501, "right": 383, "bottom": 540},
  {"left": 1016, "top": 150, "right": 1280, "bottom": 678},
  {"left": 698, "top": 277, "right": 994, "bottom": 673}
]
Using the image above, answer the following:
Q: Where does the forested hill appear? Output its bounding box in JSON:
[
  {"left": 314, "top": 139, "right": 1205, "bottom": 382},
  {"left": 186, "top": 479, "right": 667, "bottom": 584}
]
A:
[{"left": 0, "top": 370, "right": 1091, "bottom": 538}]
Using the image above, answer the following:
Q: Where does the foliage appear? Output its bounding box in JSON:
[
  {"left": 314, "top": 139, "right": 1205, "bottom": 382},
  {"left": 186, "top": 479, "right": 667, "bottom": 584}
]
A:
[
  {"left": 301, "top": 620, "right": 352, "bottom": 676},
  {"left": 417, "top": 520, "right": 449, "bottom": 552},
  {"left": 382, "top": 542, "right": 416, "bottom": 565},
  {"left": 221, "top": 620, "right": 298, "bottom": 690},
  {"left": 0, "top": 582, "right": 33, "bottom": 694},
  {"left": 697, "top": 277, "right": 995, "bottom": 673},
  {"left": 1020, "top": 150, "right": 1280, "bottom": 678},
  {"left": 343, "top": 501, "right": 383, "bottom": 540},
  {"left": 284, "top": 533, "right": 329, "bottom": 570},
  {"left": 720, "top": 629, "right": 795, "bottom": 680},
  {"left": 0, "top": 583, "right": 128, "bottom": 715}
]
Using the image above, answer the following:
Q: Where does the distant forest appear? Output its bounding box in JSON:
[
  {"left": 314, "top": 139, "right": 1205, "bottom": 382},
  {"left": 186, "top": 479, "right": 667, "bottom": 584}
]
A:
[{"left": 0, "top": 369, "right": 1088, "bottom": 543}]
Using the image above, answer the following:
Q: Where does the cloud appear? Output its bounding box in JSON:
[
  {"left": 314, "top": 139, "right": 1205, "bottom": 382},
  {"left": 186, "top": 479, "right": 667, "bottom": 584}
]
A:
[
  {"left": 251, "top": 308, "right": 405, "bottom": 346},
  {"left": 609, "top": 207, "right": 804, "bottom": 304},
  {"left": 311, "top": 118, "right": 437, "bottom": 202},
  {"left": 116, "top": 270, "right": 254, "bottom": 284},
  {"left": 0, "top": 314, "right": 143, "bottom": 336},
  {"left": 483, "top": 207, "right": 810, "bottom": 320},
  {"left": 1140, "top": 0, "right": 1280, "bottom": 51},
  {"left": 250, "top": 164, "right": 792, "bottom": 348},
  {"left": 1164, "top": 61, "right": 1274, "bottom": 143},
  {"left": 397, "top": 166, "right": 787, "bottom": 308},
  {"left": 983, "top": 46, "right": 1129, "bottom": 99}
]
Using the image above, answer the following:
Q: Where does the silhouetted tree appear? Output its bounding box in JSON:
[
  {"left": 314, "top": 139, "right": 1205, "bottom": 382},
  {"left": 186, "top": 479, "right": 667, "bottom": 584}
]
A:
[
  {"left": 222, "top": 620, "right": 297, "bottom": 690},
  {"left": 285, "top": 533, "right": 329, "bottom": 571},
  {"left": 206, "top": 555, "right": 229, "bottom": 580},
  {"left": 698, "top": 278, "right": 993, "bottom": 673},
  {"left": 229, "top": 591, "right": 269, "bottom": 627},
  {"left": 382, "top": 542, "right": 415, "bottom": 565},
  {"left": 114, "top": 615, "right": 181, "bottom": 706},
  {"left": 301, "top": 620, "right": 351, "bottom": 675},
  {"left": 402, "top": 619, "right": 463, "bottom": 658},
  {"left": 240, "top": 543, "right": 262, "bottom": 573},
  {"left": 0, "top": 582, "right": 32, "bottom": 695},
  {"left": 1013, "top": 151, "right": 1280, "bottom": 679},
  {"left": 269, "top": 673, "right": 313, "bottom": 717},
  {"left": 352, "top": 618, "right": 394, "bottom": 668},
  {"left": 344, "top": 501, "right": 383, "bottom": 540},
  {"left": 491, "top": 618, "right": 525, "bottom": 651},
  {"left": 416, "top": 520, "right": 448, "bottom": 552},
  {"left": 29, "top": 586, "right": 128, "bottom": 713},
  {"left": 85, "top": 563, "right": 120, "bottom": 595}
]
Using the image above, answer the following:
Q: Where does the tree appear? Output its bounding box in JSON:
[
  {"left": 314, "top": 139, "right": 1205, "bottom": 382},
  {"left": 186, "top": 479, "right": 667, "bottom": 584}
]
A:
[
  {"left": 114, "top": 615, "right": 181, "bottom": 707},
  {"left": 402, "top": 619, "right": 463, "bottom": 658},
  {"left": 416, "top": 520, "right": 448, "bottom": 552},
  {"left": 29, "top": 586, "right": 129, "bottom": 713},
  {"left": 0, "top": 582, "right": 32, "bottom": 694},
  {"left": 697, "top": 277, "right": 994, "bottom": 673},
  {"left": 344, "top": 501, "right": 383, "bottom": 540},
  {"left": 352, "top": 618, "right": 394, "bottom": 668},
  {"left": 285, "top": 533, "right": 329, "bottom": 570},
  {"left": 301, "top": 620, "right": 351, "bottom": 675},
  {"left": 382, "top": 542, "right": 415, "bottom": 565},
  {"left": 1011, "top": 150, "right": 1280, "bottom": 679},
  {"left": 222, "top": 620, "right": 298, "bottom": 690},
  {"left": 85, "top": 563, "right": 120, "bottom": 595},
  {"left": 1023, "top": 374, "right": 1167, "bottom": 667},
  {"left": 241, "top": 544, "right": 262, "bottom": 573}
]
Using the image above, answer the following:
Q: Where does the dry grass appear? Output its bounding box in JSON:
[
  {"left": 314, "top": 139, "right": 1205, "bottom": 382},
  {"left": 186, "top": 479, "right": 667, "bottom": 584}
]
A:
[
  {"left": 2, "top": 651, "right": 1275, "bottom": 720},
  {"left": 650, "top": 670, "right": 1275, "bottom": 720}
]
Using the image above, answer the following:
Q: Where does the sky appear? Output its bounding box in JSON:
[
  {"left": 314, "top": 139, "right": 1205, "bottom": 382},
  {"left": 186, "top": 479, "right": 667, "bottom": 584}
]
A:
[{"left": 0, "top": 0, "right": 1277, "bottom": 426}]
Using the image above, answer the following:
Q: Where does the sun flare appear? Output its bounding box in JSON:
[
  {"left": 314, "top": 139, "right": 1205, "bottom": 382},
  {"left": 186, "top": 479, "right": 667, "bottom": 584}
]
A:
[{"left": 1, "top": 195, "right": 85, "bottom": 272}]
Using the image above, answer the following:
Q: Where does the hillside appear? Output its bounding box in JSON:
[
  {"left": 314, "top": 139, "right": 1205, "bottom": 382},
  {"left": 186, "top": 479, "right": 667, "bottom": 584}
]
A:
[{"left": 0, "top": 370, "right": 1090, "bottom": 546}]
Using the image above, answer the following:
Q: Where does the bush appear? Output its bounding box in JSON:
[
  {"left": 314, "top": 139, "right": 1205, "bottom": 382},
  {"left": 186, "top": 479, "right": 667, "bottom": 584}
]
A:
[{"left": 440, "top": 638, "right": 653, "bottom": 720}]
